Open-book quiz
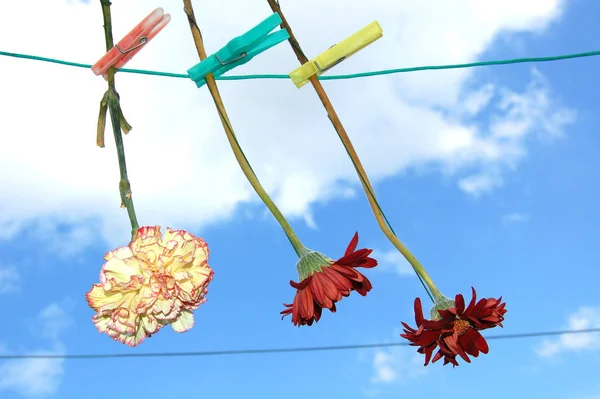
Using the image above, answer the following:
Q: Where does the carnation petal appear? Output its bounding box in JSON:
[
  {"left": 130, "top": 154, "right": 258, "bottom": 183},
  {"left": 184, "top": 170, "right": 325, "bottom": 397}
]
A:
[
  {"left": 103, "top": 246, "right": 134, "bottom": 262},
  {"left": 132, "top": 226, "right": 163, "bottom": 249},
  {"left": 140, "top": 315, "right": 159, "bottom": 334},
  {"left": 102, "top": 256, "right": 143, "bottom": 284},
  {"left": 171, "top": 310, "right": 195, "bottom": 332},
  {"left": 86, "top": 226, "right": 213, "bottom": 346},
  {"left": 86, "top": 284, "right": 126, "bottom": 311}
]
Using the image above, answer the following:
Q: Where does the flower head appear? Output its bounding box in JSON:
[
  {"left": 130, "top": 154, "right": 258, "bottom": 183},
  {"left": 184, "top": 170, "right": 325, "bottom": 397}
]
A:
[
  {"left": 86, "top": 226, "right": 214, "bottom": 347},
  {"left": 401, "top": 287, "right": 507, "bottom": 367},
  {"left": 281, "top": 232, "right": 377, "bottom": 326}
]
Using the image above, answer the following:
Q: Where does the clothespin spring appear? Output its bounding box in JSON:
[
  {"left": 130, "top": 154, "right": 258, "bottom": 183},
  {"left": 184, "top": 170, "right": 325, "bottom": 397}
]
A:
[
  {"left": 215, "top": 52, "right": 247, "bottom": 66},
  {"left": 314, "top": 56, "right": 345, "bottom": 73},
  {"left": 116, "top": 37, "right": 148, "bottom": 54},
  {"left": 313, "top": 44, "right": 345, "bottom": 73}
]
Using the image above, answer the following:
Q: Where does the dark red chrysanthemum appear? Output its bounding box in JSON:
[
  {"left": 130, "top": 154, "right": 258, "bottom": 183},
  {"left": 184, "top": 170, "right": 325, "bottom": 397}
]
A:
[
  {"left": 401, "top": 287, "right": 507, "bottom": 367},
  {"left": 281, "top": 232, "right": 377, "bottom": 326}
]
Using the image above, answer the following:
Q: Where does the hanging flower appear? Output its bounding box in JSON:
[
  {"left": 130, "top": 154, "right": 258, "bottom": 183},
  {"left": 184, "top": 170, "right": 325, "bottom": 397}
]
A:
[
  {"left": 86, "top": 226, "right": 214, "bottom": 347},
  {"left": 401, "top": 287, "right": 507, "bottom": 367},
  {"left": 281, "top": 232, "right": 377, "bottom": 326}
]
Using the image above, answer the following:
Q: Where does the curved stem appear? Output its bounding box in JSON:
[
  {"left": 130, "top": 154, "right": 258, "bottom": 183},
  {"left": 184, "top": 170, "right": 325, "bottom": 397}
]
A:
[
  {"left": 268, "top": 0, "right": 440, "bottom": 301},
  {"left": 100, "top": 0, "right": 139, "bottom": 239},
  {"left": 183, "top": 0, "right": 307, "bottom": 257}
]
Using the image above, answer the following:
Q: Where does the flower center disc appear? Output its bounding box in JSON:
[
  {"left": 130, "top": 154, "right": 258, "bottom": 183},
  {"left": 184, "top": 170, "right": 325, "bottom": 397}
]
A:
[{"left": 453, "top": 319, "right": 471, "bottom": 336}]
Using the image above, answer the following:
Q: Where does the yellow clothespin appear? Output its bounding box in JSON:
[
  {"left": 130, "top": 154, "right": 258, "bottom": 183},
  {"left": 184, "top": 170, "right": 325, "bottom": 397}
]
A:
[{"left": 289, "top": 21, "right": 383, "bottom": 88}]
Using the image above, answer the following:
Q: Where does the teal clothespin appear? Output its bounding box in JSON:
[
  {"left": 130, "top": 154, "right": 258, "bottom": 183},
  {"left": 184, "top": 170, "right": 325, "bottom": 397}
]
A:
[{"left": 187, "top": 13, "right": 290, "bottom": 88}]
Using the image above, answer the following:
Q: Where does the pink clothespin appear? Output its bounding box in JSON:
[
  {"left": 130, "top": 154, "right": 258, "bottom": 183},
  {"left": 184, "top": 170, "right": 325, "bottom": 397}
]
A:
[{"left": 92, "top": 8, "right": 171, "bottom": 79}]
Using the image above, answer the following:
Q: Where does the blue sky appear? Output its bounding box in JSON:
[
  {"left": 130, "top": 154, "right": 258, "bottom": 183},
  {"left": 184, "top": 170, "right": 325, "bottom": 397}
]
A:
[{"left": 0, "top": 0, "right": 599, "bottom": 398}]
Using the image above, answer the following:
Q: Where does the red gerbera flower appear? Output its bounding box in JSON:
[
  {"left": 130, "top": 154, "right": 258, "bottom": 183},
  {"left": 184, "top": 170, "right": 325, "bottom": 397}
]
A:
[
  {"left": 401, "top": 287, "right": 507, "bottom": 367},
  {"left": 281, "top": 232, "right": 377, "bottom": 326}
]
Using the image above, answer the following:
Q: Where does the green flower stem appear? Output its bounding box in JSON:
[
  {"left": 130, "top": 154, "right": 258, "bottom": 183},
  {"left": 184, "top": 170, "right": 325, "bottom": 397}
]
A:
[
  {"left": 183, "top": 0, "right": 307, "bottom": 257},
  {"left": 99, "top": 0, "right": 139, "bottom": 239},
  {"left": 267, "top": 0, "right": 441, "bottom": 302}
]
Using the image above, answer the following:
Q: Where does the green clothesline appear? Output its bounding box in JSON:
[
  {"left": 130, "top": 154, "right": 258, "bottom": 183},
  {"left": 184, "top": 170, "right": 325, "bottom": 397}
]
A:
[{"left": 1, "top": 49, "right": 599, "bottom": 81}]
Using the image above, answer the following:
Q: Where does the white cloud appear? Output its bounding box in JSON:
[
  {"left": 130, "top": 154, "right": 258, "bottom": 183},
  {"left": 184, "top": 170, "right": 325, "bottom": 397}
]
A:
[
  {"left": 0, "top": 267, "right": 20, "bottom": 294},
  {"left": 36, "top": 302, "right": 74, "bottom": 342},
  {"left": 33, "top": 219, "right": 97, "bottom": 260},
  {"left": 502, "top": 212, "right": 530, "bottom": 224},
  {"left": 491, "top": 70, "right": 575, "bottom": 141},
  {"left": 369, "top": 348, "right": 428, "bottom": 384},
  {"left": 0, "top": 0, "right": 572, "bottom": 248},
  {"left": 373, "top": 249, "right": 414, "bottom": 277},
  {"left": 459, "top": 84, "right": 495, "bottom": 116},
  {"left": 458, "top": 173, "right": 502, "bottom": 197},
  {"left": 0, "top": 302, "right": 72, "bottom": 397},
  {"left": 456, "top": 70, "right": 575, "bottom": 197},
  {"left": 0, "top": 349, "right": 65, "bottom": 398},
  {"left": 535, "top": 307, "right": 600, "bottom": 357},
  {"left": 371, "top": 351, "right": 398, "bottom": 383}
]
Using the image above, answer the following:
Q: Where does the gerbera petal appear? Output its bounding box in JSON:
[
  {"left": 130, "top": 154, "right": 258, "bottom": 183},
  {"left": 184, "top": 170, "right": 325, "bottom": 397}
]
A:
[
  {"left": 413, "top": 297, "right": 425, "bottom": 326},
  {"left": 321, "top": 266, "right": 353, "bottom": 293},
  {"left": 342, "top": 248, "right": 371, "bottom": 262},
  {"left": 314, "top": 305, "right": 323, "bottom": 321},
  {"left": 289, "top": 276, "right": 312, "bottom": 290},
  {"left": 280, "top": 304, "right": 293, "bottom": 319},
  {"left": 314, "top": 271, "right": 344, "bottom": 303},
  {"left": 458, "top": 328, "right": 482, "bottom": 358},
  {"left": 356, "top": 255, "right": 378, "bottom": 268},
  {"left": 455, "top": 294, "right": 465, "bottom": 315},
  {"left": 298, "top": 288, "right": 315, "bottom": 320},
  {"left": 329, "top": 263, "right": 360, "bottom": 279},
  {"left": 464, "top": 287, "right": 478, "bottom": 312},
  {"left": 352, "top": 275, "right": 373, "bottom": 296},
  {"left": 423, "top": 343, "right": 437, "bottom": 366},
  {"left": 345, "top": 232, "right": 359, "bottom": 256},
  {"left": 309, "top": 273, "right": 336, "bottom": 309},
  {"left": 431, "top": 349, "right": 444, "bottom": 364},
  {"left": 309, "top": 273, "right": 327, "bottom": 305},
  {"left": 470, "top": 329, "right": 489, "bottom": 354}
]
